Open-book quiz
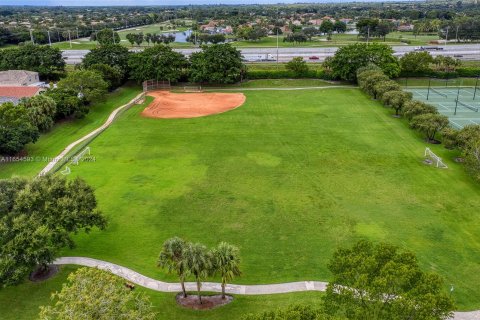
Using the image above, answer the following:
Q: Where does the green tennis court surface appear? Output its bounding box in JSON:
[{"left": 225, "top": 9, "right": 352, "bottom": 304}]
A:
[{"left": 405, "top": 86, "right": 480, "bottom": 128}]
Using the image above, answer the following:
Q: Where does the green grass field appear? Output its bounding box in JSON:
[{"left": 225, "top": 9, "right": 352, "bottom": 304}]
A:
[
  {"left": 46, "top": 87, "right": 480, "bottom": 310},
  {"left": 2, "top": 85, "right": 480, "bottom": 318},
  {"left": 231, "top": 32, "right": 441, "bottom": 48},
  {"left": 0, "top": 85, "right": 141, "bottom": 179}
]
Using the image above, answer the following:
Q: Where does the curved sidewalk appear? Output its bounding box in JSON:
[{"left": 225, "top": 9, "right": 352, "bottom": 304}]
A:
[{"left": 54, "top": 257, "right": 478, "bottom": 319}]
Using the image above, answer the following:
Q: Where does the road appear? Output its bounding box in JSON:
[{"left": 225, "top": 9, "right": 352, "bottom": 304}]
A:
[{"left": 63, "top": 44, "right": 480, "bottom": 64}]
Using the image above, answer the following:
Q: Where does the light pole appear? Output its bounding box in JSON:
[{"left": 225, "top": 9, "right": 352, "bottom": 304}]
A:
[
  {"left": 276, "top": 27, "right": 279, "bottom": 67},
  {"left": 454, "top": 87, "right": 460, "bottom": 115},
  {"left": 68, "top": 30, "right": 72, "bottom": 49},
  {"left": 445, "top": 26, "right": 449, "bottom": 49},
  {"left": 474, "top": 76, "right": 479, "bottom": 100}
]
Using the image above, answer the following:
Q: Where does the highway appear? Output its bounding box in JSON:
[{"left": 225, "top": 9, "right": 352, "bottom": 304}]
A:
[{"left": 62, "top": 44, "right": 480, "bottom": 65}]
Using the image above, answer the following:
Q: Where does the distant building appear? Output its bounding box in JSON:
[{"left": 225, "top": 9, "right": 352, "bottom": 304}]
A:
[
  {"left": 0, "top": 70, "right": 45, "bottom": 105},
  {"left": 0, "top": 70, "right": 40, "bottom": 87},
  {"left": 398, "top": 24, "right": 414, "bottom": 31},
  {"left": 309, "top": 19, "right": 323, "bottom": 26},
  {"left": 0, "top": 87, "right": 43, "bottom": 105}
]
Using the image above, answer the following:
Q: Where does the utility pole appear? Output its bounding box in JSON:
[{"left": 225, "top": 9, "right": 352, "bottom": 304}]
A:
[
  {"left": 455, "top": 25, "right": 459, "bottom": 43},
  {"left": 76, "top": 27, "right": 79, "bottom": 39},
  {"left": 445, "top": 26, "right": 449, "bottom": 49},
  {"left": 276, "top": 27, "right": 279, "bottom": 67},
  {"left": 47, "top": 30, "right": 51, "bottom": 46},
  {"left": 68, "top": 30, "right": 72, "bottom": 49}
]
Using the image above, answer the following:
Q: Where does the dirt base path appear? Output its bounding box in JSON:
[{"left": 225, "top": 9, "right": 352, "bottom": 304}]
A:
[{"left": 142, "top": 91, "right": 246, "bottom": 119}]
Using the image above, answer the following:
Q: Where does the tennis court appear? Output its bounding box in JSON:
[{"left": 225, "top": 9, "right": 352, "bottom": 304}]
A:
[{"left": 405, "top": 84, "right": 480, "bottom": 129}]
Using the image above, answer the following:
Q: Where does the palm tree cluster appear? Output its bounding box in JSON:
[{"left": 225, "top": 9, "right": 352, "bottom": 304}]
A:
[{"left": 158, "top": 237, "right": 241, "bottom": 304}]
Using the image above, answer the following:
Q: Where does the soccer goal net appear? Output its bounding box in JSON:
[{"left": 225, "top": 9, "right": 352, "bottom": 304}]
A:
[
  {"left": 424, "top": 147, "right": 448, "bottom": 168},
  {"left": 71, "top": 147, "right": 91, "bottom": 165},
  {"left": 60, "top": 166, "right": 71, "bottom": 175}
]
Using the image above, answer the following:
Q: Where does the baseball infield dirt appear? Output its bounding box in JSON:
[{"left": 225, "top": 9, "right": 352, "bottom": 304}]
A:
[{"left": 142, "top": 91, "right": 246, "bottom": 119}]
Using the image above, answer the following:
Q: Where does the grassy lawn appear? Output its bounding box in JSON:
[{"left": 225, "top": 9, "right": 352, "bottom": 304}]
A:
[
  {"left": 0, "top": 85, "right": 142, "bottom": 179},
  {"left": 0, "top": 265, "right": 323, "bottom": 320},
  {"left": 40, "top": 87, "right": 480, "bottom": 310},
  {"left": 231, "top": 32, "right": 441, "bottom": 48}
]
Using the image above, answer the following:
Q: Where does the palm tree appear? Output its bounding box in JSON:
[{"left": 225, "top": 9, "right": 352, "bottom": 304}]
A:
[
  {"left": 212, "top": 242, "right": 241, "bottom": 299},
  {"left": 184, "top": 242, "right": 212, "bottom": 304},
  {"left": 157, "top": 237, "right": 189, "bottom": 298}
]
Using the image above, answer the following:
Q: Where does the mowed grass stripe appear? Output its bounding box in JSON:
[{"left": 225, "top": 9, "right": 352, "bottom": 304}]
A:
[{"left": 55, "top": 88, "right": 480, "bottom": 309}]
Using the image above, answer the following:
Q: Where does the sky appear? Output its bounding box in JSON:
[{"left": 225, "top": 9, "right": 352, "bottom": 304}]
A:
[{"left": 1, "top": 0, "right": 399, "bottom": 5}]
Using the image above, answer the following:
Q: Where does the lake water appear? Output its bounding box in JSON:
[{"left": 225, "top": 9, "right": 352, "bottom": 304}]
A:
[{"left": 165, "top": 29, "right": 192, "bottom": 43}]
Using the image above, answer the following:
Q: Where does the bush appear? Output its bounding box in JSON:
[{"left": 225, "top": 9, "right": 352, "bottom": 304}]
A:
[
  {"left": 286, "top": 57, "right": 309, "bottom": 76},
  {"left": 457, "top": 67, "right": 480, "bottom": 77}
]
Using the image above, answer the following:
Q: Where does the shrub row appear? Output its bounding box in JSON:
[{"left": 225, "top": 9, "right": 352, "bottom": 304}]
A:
[
  {"left": 246, "top": 69, "right": 334, "bottom": 80},
  {"left": 399, "top": 67, "right": 480, "bottom": 78}
]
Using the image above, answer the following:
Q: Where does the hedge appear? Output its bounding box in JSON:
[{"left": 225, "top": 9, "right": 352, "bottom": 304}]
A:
[
  {"left": 399, "top": 67, "right": 480, "bottom": 79},
  {"left": 246, "top": 69, "right": 334, "bottom": 80}
]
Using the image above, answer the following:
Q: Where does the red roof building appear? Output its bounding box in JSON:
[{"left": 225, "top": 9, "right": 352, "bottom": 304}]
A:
[{"left": 0, "top": 86, "right": 43, "bottom": 104}]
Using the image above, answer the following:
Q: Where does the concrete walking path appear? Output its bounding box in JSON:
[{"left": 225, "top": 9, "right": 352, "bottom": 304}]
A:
[
  {"left": 38, "top": 92, "right": 145, "bottom": 176},
  {"left": 54, "top": 257, "right": 478, "bottom": 319}
]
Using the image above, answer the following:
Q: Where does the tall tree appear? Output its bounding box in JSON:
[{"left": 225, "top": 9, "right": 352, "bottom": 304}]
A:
[
  {"left": 87, "top": 63, "right": 123, "bottom": 91},
  {"left": 320, "top": 20, "right": 334, "bottom": 35},
  {"left": 158, "top": 237, "right": 189, "bottom": 298},
  {"left": 0, "top": 175, "right": 107, "bottom": 286},
  {"left": 94, "top": 28, "right": 120, "bottom": 46},
  {"left": 57, "top": 70, "right": 108, "bottom": 104},
  {"left": 400, "top": 51, "right": 434, "bottom": 75},
  {"left": 380, "top": 90, "right": 413, "bottom": 115},
  {"left": 0, "top": 44, "right": 65, "bottom": 79},
  {"left": 45, "top": 88, "right": 86, "bottom": 119},
  {"left": 212, "top": 242, "right": 241, "bottom": 299},
  {"left": 128, "top": 44, "right": 188, "bottom": 83},
  {"left": 82, "top": 45, "right": 130, "bottom": 80},
  {"left": 0, "top": 102, "right": 39, "bottom": 155},
  {"left": 324, "top": 240, "right": 454, "bottom": 320},
  {"left": 189, "top": 44, "right": 244, "bottom": 84},
  {"left": 402, "top": 100, "right": 438, "bottom": 121},
  {"left": 333, "top": 21, "right": 347, "bottom": 33},
  {"left": 39, "top": 267, "right": 156, "bottom": 320},
  {"left": 324, "top": 43, "right": 400, "bottom": 81},
  {"left": 411, "top": 113, "right": 450, "bottom": 142},
  {"left": 184, "top": 242, "right": 212, "bottom": 304},
  {"left": 21, "top": 95, "right": 57, "bottom": 132}
]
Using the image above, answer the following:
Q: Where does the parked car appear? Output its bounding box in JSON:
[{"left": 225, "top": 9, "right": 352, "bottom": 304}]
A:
[{"left": 309, "top": 56, "right": 320, "bottom": 60}]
